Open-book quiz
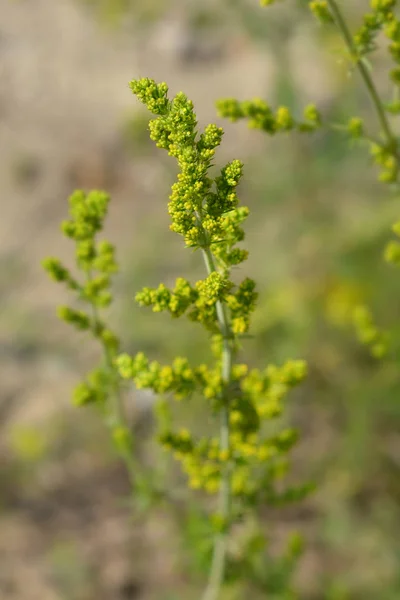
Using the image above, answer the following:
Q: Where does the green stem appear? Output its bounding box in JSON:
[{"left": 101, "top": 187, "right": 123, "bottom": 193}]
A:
[
  {"left": 326, "top": 0, "right": 397, "bottom": 151},
  {"left": 87, "top": 272, "right": 140, "bottom": 491},
  {"left": 201, "top": 246, "right": 233, "bottom": 600},
  {"left": 103, "top": 344, "right": 139, "bottom": 488},
  {"left": 86, "top": 275, "right": 185, "bottom": 514}
]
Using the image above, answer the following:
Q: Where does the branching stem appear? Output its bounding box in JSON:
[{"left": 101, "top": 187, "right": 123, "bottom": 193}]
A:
[
  {"left": 87, "top": 272, "right": 140, "bottom": 490},
  {"left": 326, "top": 0, "right": 398, "bottom": 152}
]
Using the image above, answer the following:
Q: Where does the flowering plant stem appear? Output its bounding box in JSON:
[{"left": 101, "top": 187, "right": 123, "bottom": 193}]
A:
[
  {"left": 326, "top": 0, "right": 397, "bottom": 152},
  {"left": 44, "top": 78, "right": 311, "bottom": 600},
  {"left": 86, "top": 270, "right": 148, "bottom": 494},
  {"left": 201, "top": 247, "right": 232, "bottom": 600},
  {"left": 41, "top": 1, "right": 400, "bottom": 596}
]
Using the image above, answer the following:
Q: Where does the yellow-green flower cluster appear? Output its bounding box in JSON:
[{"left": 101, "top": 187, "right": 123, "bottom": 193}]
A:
[
  {"left": 353, "top": 0, "right": 396, "bottom": 57},
  {"left": 384, "top": 220, "right": 400, "bottom": 265},
  {"left": 353, "top": 0, "right": 400, "bottom": 150},
  {"left": 229, "top": 360, "right": 312, "bottom": 504},
  {"left": 136, "top": 278, "right": 198, "bottom": 317},
  {"left": 226, "top": 278, "right": 258, "bottom": 335},
  {"left": 129, "top": 79, "right": 169, "bottom": 115},
  {"left": 42, "top": 189, "right": 120, "bottom": 405},
  {"left": 117, "top": 353, "right": 201, "bottom": 399},
  {"left": 381, "top": 6, "right": 400, "bottom": 112},
  {"left": 130, "top": 79, "right": 247, "bottom": 270},
  {"left": 116, "top": 352, "right": 307, "bottom": 501},
  {"left": 369, "top": 141, "right": 399, "bottom": 182},
  {"left": 353, "top": 305, "right": 389, "bottom": 358},
  {"left": 136, "top": 274, "right": 233, "bottom": 333},
  {"left": 73, "top": 365, "right": 112, "bottom": 406},
  {"left": 347, "top": 117, "right": 364, "bottom": 139},
  {"left": 238, "top": 360, "right": 308, "bottom": 421},
  {"left": 308, "top": 1, "right": 334, "bottom": 24},
  {"left": 309, "top": 0, "right": 397, "bottom": 59},
  {"left": 136, "top": 274, "right": 258, "bottom": 336},
  {"left": 216, "top": 98, "right": 322, "bottom": 134},
  {"left": 43, "top": 190, "right": 118, "bottom": 331}
]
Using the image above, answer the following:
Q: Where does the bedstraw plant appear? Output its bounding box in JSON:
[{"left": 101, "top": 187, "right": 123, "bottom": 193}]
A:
[
  {"left": 43, "top": 79, "right": 310, "bottom": 598},
  {"left": 43, "top": 1, "right": 400, "bottom": 598}
]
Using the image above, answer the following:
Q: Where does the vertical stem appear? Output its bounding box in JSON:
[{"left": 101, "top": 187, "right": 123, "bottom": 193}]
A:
[
  {"left": 87, "top": 272, "right": 140, "bottom": 490},
  {"left": 200, "top": 246, "right": 233, "bottom": 600},
  {"left": 326, "top": 0, "right": 398, "bottom": 151},
  {"left": 103, "top": 344, "right": 139, "bottom": 488}
]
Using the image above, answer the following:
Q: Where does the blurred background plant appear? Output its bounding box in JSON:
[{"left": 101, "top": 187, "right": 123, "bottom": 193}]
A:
[{"left": 1, "top": 0, "right": 400, "bottom": 599}]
